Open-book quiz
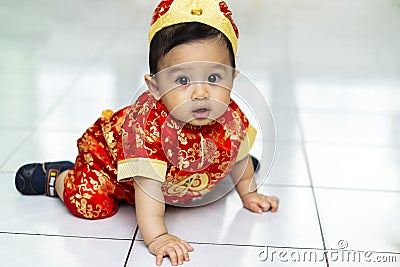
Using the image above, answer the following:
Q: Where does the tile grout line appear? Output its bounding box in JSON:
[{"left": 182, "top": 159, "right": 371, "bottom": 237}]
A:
[
  {"left": 296, "top": 116, "right": 330, "bottom": 266},
  {"left": 279, "top": 7, "right": 330, "bottom": 266},
  {"left": 0, "top": 129, "right": 36, "bottom": 170},
  {"left": 135, "top": 238, "right": 321, "bottom": 250},
  {"left": 263, "top": 183, "right": 400, "bottom": 194},
  {"left": 0, "top": 231, "right": 131, "bottom": 241},
  {"left": 312, "top": 185, "right": 400, "bottom": 194},
  {"left": 291, "top": 85, "right": 331, "bottom": 265},
  {"left": 134, "top": 238, "right": 400, "bottom": 255},
  {"left": 123, "top": 225, "right": 139, "bottom": 267}
]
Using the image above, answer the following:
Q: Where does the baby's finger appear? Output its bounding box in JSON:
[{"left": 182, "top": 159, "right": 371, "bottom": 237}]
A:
[
  {"left": 267, "top": 197, "right": 279, "bottom": 212},
  {"left": 156, "top": 250, "right": 166, "bottom": 266},
  {"left": 269, "top": 195, "right": 280, "bottom": 204},
  {"left": 176, "top": 242, "right": 190, "bottom": 262},
  {"left": 181, "top": 240, "right": 194, "bottom": 252},
  {"left": 172, "top": 243, "right": 186, "bottom": 265},
  {"left": 259, "top": 199, "right": 272, "bottom": 212},
  {"left": 165, "top": 247, "right": 179, "bottom": 266},
  {"left": 247, "top": 202, "right": 262, "bottom": 213}
]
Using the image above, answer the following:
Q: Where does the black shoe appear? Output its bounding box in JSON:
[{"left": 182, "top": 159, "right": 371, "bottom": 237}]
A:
[
  {"left": 15, "top": 161, "right": 74, "bottom": 197},
  {"left": 250, "top": 155, "right": 260, "bottom": 173}
]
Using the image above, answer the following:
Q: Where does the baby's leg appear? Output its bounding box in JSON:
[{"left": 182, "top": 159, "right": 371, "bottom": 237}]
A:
[
  {"left": 61, "top": 156, "right": 119, "bottom": 220},
  {"left": 60, "top": 154, "right": 135, "bottom": 220},
  {"left": 55, "top": 170, "right": 68, "bottom": 202}
]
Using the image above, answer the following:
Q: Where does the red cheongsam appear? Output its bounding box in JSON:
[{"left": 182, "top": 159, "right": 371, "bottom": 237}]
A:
[{"left": 63, "top": 91, "right": 256, "bottom": 219}]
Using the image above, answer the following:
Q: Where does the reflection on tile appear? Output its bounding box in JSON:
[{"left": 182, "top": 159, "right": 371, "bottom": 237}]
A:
[
  {"left": 284, "top": 1, "right": 400, "bottom": 83},
  {"left": 299, "top": 111, "right": 400, "bottom": 147},
  {"left": 0, "top": 173, "right": 136, "bottom": 239},
  {"left": 0, "top": 130, "right": 29, "bottom": 167},
  {"left": 0, "top": 66, "right": 80, "bottom": 97},
  {"left": 272, "top": 107, "right": 302, "bottom": 142},
  {"left": 136, "top": 186, "right": 324, "bottom": 249},
  {"left": 0, "top": 96, "right": 54, "bottom": 129},
  {"left": 315, "top": 188, "right": 400, "bottom": 253},
  {"left": 295, "top": 83, "right": 400, "bottom": 114},
  {"left": 127, "top": 241, "right": 326, "bottom": 267},
  {"left": 37, "top": 96, "right": 115, "bottom": 132},
  {"left": 250, "top": 140, "right": 310, "bottom": 187},
  {"left": 0, "top": 233, "right": 131, "bottom": 267},
  {"left": 306, "top": 144, "right": 400, "bottom": 191},
  {"left": 41, "top": 28, "right": 114, "bottom": 63},
  {"left": 1, "top": 130, "right": 80, "bottom": 172},
  {"left": 36, "top": 68, "right": 145, "bottom": 132},
  {"left": 265, "top": 141, "right": 310, "bottom": 186},
  {"left": 239, "top": 106, "right": 302, "bottom": 143}
]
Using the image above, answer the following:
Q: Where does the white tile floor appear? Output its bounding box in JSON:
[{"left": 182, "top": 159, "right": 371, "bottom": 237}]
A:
[{"left": 1, "top": 0, "right": 399, "bottom": 266}]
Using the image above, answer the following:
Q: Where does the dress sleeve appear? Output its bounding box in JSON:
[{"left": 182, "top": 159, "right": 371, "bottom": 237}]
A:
[
  {"left": 116, "top": 98, "right": 168, "bottom": 183},
  {"left": 235, "top": 123, "right": 257, "bottom": 162}
]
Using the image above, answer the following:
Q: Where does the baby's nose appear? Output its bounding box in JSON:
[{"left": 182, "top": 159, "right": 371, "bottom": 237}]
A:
[{"left": 191, "top": 83, "right": 210, "bottom": 100}]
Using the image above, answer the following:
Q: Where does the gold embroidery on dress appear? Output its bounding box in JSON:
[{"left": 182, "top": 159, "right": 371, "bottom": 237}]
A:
[
  {"left": 83, "top": 153, "right": 94, "bottom": 166},
  {"left": 199, "top": 133, "right": 205, "bottom": 169},
  {"left": 166, "top": 173, "right": 210, "bottom": 197}
]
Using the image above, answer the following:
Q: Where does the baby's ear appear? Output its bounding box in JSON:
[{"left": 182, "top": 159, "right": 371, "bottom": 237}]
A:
[{"left": 144, "top": 74, "right": 161, "bottom": 100}]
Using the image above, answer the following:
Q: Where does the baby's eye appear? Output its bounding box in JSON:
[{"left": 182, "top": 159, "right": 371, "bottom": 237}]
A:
[
  {"left": 176, "top": 76, "right": 190, "bottom": 85},
  {"left": 208, "top": 74, "right": 221, "bottom": 83}
]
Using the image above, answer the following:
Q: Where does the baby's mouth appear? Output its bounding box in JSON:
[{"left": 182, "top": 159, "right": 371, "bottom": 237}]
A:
[{"left": 192, "top": 107, "right": 211, "bottom": 119}]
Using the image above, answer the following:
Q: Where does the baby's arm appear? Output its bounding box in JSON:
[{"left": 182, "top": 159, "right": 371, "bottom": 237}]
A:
[
  {"left": 230, "top": 156, "right": 279, "bottom": 213},
  {"left": 133, "top": 177, "right": 194, "bottom": 266}
]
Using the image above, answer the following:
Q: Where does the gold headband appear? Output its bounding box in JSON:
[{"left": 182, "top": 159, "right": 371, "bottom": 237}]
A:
[{"left": 149, "top": 0, "right": 239, "bottom": 56}]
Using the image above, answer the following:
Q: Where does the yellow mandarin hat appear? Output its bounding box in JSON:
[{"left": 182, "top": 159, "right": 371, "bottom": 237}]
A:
[{"left": 149, "top": 0, "right": 239, "bottom": 56}]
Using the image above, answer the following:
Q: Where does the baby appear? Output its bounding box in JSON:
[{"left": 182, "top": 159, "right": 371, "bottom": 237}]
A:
[{"left": 15, "top": 0, "right": 279, "bottom": 266}]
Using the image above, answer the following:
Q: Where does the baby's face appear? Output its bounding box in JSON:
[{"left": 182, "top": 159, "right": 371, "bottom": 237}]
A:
[{"left": 148, "top": 39, "right": 237, "bottom": 126}]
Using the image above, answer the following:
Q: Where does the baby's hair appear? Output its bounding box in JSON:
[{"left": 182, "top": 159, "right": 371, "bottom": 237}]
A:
[{"left": 149, "top": 22, "right": 236, "bottom": 75}]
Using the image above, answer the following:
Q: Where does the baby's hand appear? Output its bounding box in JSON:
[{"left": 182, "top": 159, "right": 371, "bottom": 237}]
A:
[
  {"left": 241, "top": 192, "right": 279, "bottom": 213},
  {"left": 148, "top": 233, "right": 194, "bottom": 266}
]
